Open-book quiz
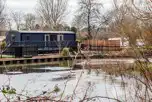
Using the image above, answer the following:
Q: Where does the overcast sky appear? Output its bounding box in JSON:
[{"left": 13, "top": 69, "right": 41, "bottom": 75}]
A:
[
  {"left": 6, "top": 0, "right": 79, "bottom": 13},
  {"left": 6, "top": 0, "right": 113, "bottom": 12},
  {"left": 6, "top": 0, "right": 113, "bottom": 25}
]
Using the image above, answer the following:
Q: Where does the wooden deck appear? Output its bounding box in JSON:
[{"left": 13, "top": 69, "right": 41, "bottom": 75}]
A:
[
  {"left": 0, "top": 54, "right": 85, "bottom": 67},
  {"left": 0, "top": 52, "right": 144, "bottom": 68}
]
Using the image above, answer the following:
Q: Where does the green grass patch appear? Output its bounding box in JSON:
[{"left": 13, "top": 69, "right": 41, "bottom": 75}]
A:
[{"left": 0, "top": 55, "right": 15, "bottom": 58}]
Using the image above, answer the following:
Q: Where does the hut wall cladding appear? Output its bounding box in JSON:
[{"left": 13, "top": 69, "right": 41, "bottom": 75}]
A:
[{"left": 82, "top": 40, "right": 121, "bottom": 51}]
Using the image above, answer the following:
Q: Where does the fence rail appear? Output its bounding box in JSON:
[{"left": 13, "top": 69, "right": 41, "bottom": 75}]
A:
[
  {"left": 81, "top": 45, "right": 122, "bottom": 51},
  {"left": 4, "top": 41, "right": 77, "bottom": 57},
  {"left": 11, "top": 41, "right": 77, "bottom": 48}
]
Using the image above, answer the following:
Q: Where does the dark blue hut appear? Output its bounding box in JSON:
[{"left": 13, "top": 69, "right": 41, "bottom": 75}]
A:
[{"left": 5, "top": 30, "right": 77, "bottom": 57}]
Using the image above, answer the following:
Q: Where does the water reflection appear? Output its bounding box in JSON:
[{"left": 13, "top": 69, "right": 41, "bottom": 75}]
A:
[
  {"left": 0, "top": 60, "right": 73, "bottom": 74},
  {"left": 0, "top": 69, "right": 129, "bottom": 102},
  {"left": 0, "top": 60, "right": 151, "bottom": 102}
]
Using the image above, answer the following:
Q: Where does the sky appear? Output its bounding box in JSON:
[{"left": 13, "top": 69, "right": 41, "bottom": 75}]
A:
[
  {"left": 6, "top": 0, "right": 113, "bottom": 25},
  {"left": 6, "top": 0, "right": 79, "bottom": 13},
  {"left": 6, "top": 0, "right": 79, "bottom": 25}
]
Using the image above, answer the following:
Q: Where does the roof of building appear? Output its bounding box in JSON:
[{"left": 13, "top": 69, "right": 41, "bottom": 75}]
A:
[{"left": 18, "top": 31, "right": 75, "bottom": 34}]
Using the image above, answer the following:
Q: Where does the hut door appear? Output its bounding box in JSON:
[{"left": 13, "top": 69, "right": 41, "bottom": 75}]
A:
[{"left": 45, "top": 34, "right": 50, "bottom": 47}]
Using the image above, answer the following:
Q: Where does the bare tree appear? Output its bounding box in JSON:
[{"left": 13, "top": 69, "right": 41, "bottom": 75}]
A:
[
  {"left": 0, "top": 0, "right": 6, "bottom": 29},
  {"left": 77, "top": 0, "right": 102, "bottom": 39},
  {"left": 36, "top": 0, "right": 68, "bottom": 30},
  {"left": 103, "top": 0, "right": 144, "bottom": 47},
  {"left": 24, "top": 13, "right": 35, "bottom": 30},
  {"left": 11, "top": 11, "right": 23, "bottom": 30},
  {"left": 128, "top": 0, "right": 152, "bottom": 45},
  {"left": 72, "top": 15, "right": 84, "bottom": 38}
]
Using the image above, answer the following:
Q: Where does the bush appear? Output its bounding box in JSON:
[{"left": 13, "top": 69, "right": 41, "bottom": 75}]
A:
[
  {"left": 1, "top": 86, "right": 16, "bottom": 95},
  {"left": 61, "top": 48, "right": 70, "bottom": 56},
  {"left": 0, "top": 41, "right": 6, "bottom": 50},
  {"left": 53, "top": 85, "right": 60, "bottom": 93}
]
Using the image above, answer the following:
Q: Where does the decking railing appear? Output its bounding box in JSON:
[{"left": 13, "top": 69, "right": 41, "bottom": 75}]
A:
[{"left": 11, "top": 40, "right": 77, "bottom": 49}]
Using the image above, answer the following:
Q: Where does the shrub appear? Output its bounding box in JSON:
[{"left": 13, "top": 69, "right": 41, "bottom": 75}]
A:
[
  {"left": 0, "top": 41, "right": 6, "bottom": 50},
  {"left": 1, "top": 86, "right": 16, "bottom": 94},
  {"left": 53, "top": 85, "right": 60, "bottom": 93},
  {"left": 61, "top": 48, "right": 70, "bottom": 56}
]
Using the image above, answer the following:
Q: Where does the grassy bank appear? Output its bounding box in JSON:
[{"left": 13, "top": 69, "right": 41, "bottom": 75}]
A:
[{"left": 0, "top": 55, "right": 15, "bottom": 58}]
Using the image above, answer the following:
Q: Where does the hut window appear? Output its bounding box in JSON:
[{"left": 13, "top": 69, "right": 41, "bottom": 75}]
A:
[
  {"left": 11, "top": 35, "right": 15, "bottom": 41},
  {"left": 50, "top": 35, "right": 56, "bottom": 41},
  {"left": 57, "top": 35, "right": 64, "bottom": 41},
  {"left": 25, "top": 35, "right": 30, "bottom": 41}
]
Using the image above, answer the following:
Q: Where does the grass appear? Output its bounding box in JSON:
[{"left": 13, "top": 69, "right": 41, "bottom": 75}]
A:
[{"left": 0, "top": 55, "right": 15, "bottom": 58}]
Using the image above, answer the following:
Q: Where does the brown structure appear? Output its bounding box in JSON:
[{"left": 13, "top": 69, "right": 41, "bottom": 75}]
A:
[{"left": 82, "top": 40, "right": 121, "bottom": 51}]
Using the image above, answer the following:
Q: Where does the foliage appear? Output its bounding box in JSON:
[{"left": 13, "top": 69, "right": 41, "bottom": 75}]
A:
[
  {"left": 61, "top": 47, "right": 70, "bottom": 56},
  {"left": 0, "top": 41, "right": 6, "bottom": 58},
  {"left": 71, "top": 27, "right": 77, "bottom": 33},
  {"left": 0, "top": 41, "right": 6, "bottom": 50},
  {"left": 1, "top": 86, "right": 16, "bottom": 94},
  {"left": 53, "top": 85, "right": 60, "bottom": 93}
]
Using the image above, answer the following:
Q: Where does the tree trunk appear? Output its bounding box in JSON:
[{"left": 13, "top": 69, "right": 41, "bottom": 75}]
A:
[{"left": 87, "top": 10, "right": 92, "bottom": 39}]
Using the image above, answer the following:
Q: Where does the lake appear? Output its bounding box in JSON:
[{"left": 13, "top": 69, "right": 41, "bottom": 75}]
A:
[
  {"left": 0, "top": 60, "right": 144, "bottom": 102},
  {"left": 0, "top": 68, "right": 132, "bottom": 102}
]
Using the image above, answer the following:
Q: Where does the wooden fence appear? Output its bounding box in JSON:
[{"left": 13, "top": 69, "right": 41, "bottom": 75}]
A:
[{"left": 81, "top": 40, "right": 122, "bottom": 51}]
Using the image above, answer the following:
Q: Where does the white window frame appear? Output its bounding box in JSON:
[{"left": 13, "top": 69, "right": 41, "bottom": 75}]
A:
[
  {"left": 57, "top": 34, "right": 64, "bottom": 41},
  {"left": 44, "top": 34, "right": 50, "bottom": 46}
]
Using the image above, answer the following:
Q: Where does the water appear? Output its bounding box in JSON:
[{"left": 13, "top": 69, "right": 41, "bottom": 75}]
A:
[
  {"left": 0, "top": 60, "right": 140, "bottom": 102},
  {"left": 0, "top": 60, "right": 73, "bottom": 74},
  {"left": 0, "top": 68, "right": 130, "bottom": 102}
]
